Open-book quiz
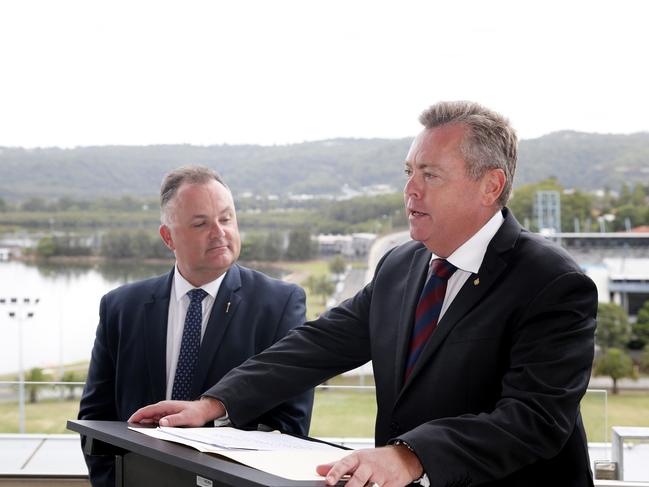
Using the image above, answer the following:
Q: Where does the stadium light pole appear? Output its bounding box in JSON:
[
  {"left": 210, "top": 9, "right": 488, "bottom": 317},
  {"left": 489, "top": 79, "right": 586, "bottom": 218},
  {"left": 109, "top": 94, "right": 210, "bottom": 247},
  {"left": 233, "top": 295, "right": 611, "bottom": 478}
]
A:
[{"left": 2, "top": 296, "right": 38, "bottom": 433}]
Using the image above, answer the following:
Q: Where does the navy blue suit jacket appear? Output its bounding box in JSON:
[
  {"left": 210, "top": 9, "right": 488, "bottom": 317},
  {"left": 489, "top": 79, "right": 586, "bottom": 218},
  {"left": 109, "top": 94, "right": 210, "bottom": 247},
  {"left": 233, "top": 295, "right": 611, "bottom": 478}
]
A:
[{"left": 79, "top": 264, "right": 313, "bottom": 487}]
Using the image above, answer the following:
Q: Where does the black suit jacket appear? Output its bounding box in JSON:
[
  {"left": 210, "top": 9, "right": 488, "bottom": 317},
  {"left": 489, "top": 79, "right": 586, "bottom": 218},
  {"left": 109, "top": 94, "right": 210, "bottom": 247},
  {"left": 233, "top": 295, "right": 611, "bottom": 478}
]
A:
[
  {"left": 205, "top": 210, "right": 597, "bottom": 487},
  {"left": 79, "top": 264, "right": 313, "bottom": 487}
]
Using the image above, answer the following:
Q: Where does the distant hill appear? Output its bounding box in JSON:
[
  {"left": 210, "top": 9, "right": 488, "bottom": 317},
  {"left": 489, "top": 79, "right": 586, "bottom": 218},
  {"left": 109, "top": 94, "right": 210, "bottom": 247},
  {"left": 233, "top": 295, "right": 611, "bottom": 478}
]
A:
[{"left": 0, "top": 131, "right": 647, "bottom": 202}]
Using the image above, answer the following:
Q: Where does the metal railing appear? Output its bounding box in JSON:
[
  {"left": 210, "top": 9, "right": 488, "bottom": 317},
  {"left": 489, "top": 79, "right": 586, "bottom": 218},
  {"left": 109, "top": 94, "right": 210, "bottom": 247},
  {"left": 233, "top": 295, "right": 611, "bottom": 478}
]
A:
[{"left": 0, "top": 381, "right": 646, "bottom": 482}]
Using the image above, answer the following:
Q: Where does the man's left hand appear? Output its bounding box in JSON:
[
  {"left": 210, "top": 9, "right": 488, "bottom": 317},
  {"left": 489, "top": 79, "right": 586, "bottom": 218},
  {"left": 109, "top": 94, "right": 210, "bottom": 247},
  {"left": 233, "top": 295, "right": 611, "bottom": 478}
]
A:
[{"left": 316, "top": 445, "right": 423, "bottom": 487}]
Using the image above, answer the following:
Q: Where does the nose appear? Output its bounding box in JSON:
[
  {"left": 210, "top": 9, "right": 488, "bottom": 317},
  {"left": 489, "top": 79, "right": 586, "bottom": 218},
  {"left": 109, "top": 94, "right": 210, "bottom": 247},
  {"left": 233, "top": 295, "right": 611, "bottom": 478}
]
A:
[
  {"left": 404, "top": 174, "right": 421, "bottom": 199},
  {"left": 208, "top": 220, "right": 226, "bottom": 239}
]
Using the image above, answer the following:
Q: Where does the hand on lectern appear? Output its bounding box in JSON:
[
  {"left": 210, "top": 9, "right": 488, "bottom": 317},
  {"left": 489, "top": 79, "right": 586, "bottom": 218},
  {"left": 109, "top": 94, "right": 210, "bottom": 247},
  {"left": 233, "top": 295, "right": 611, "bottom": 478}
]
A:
[
  {"left": 128, "top": 397, "right": 225, "bottom": 427},
  {"left": 315, "top": 444, "right": 423, "bottom": 487}
]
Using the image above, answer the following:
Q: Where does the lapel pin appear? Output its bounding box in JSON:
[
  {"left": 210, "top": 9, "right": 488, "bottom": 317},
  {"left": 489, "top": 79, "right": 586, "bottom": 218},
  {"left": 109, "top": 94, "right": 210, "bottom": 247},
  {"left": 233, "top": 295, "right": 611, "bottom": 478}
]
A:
[
  {"left": 473, "top": 277, "right": 480, "bottom": 286},
  {"left": 225, "top": 301, "right": 231, "bottom": 314}
]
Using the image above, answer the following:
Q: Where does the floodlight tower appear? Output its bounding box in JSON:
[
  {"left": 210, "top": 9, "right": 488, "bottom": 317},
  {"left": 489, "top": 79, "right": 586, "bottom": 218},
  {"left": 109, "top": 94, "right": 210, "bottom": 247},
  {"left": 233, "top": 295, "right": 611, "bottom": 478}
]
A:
[{"left": 1, "top": 296, "right": 39, "bottom": 433}]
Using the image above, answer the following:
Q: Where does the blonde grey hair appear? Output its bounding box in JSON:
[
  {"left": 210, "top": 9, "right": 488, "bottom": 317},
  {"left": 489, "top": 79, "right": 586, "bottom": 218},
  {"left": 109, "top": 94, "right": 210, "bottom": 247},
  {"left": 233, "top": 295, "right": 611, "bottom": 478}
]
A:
[
  {"left": 419, "top": 100, "right": 517, "bottom": 207},
  {"left": 160, "top": 165, "right": 228, "bottom": 225}
]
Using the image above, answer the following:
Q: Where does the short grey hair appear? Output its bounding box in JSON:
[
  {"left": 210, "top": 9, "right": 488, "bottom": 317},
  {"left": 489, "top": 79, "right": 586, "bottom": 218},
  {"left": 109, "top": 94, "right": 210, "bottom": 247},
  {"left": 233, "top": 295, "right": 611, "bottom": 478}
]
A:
[
  {"left": 160, "top": 165, "right": 228, "bottom": 225},
  {"left": 419, "top": 101, "right": 517, "bottom": 207}
]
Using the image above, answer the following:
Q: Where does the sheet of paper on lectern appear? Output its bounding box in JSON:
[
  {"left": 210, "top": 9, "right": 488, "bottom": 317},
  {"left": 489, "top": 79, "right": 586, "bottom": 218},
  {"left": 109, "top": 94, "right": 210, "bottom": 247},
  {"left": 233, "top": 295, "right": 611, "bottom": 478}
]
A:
[{"left": 129, "top": 426, "right": 350, "bottom": 481}]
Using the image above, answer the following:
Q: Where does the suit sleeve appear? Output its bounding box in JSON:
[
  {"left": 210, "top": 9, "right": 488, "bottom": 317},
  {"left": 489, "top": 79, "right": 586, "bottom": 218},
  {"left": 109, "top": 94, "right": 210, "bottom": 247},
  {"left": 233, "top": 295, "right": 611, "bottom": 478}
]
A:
[
  {"left": 77, "top": 295, "right": 118, "bottom": 487},
  {"left": 204, "top": 276, "right": 376, "bottom": 432},
  {"left": 396, "top": 270, "right": 597, "bottom": 486},
  {"left": 250, "top": 285, "right": 316, "bottom": 435}
]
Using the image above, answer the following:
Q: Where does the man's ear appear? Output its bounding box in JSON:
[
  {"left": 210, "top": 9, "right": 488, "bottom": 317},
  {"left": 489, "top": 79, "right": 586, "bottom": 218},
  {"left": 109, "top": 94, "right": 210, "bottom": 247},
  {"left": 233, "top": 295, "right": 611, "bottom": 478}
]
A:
[
  {"left": 159, "top": 225, "right": 175, "bottom": 251},
  {"left": 480, "top": 168, "right": 506, "bottom": 206}
]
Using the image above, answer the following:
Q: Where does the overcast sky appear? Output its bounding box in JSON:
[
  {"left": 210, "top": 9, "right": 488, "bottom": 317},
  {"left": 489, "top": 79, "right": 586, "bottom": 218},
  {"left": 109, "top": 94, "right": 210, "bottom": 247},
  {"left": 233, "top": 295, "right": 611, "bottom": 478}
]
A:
[{"left": 1, "top": 0, "right": 648, "bottom": 148}]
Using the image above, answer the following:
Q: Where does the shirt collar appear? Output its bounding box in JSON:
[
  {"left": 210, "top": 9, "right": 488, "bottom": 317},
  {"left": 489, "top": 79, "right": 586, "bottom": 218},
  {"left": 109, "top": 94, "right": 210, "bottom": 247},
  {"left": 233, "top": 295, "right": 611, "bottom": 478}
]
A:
[
  {"left": 432, "top": 210, "right": 505, "bottom": 274},
  {"left": 172, "top": 264, "right": 226, "bottom": 302}
]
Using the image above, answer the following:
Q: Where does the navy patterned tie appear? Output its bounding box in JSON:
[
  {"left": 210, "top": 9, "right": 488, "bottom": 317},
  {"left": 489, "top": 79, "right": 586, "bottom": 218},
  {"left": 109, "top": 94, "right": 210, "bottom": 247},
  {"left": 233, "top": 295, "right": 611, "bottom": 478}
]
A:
[
  {"left": 172, "top": 288, "right": 208, "bottom": 401},
  {"left": 405, "top": 259, "right": 457, "bottom": 380}
]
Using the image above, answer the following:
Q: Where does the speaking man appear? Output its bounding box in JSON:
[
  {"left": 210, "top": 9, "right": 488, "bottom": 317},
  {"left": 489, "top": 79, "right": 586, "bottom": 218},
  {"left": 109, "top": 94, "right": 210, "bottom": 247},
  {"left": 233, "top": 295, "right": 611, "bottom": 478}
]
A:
[{"left": 131, "top": 102, "right": 597, "bottom": 487}]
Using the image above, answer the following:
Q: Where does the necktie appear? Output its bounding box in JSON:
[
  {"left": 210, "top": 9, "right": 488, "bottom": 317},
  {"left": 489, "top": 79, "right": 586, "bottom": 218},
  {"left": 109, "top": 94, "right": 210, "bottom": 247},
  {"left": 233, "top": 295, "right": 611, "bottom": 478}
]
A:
[
  {"left": 172, "top": 288, "right": 208, "bottom": 400},
  {"left": 405, "top": 259, "right": 457, "bottom": 380}
]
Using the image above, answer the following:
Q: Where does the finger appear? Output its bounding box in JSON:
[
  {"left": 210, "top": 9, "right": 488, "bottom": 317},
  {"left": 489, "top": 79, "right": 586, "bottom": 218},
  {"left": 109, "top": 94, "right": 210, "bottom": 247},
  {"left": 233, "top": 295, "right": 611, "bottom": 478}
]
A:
[
  {"left": 159, "top": 405, "right": 206, "bottom": 427},
  {"left": 315, "top": 462, "right": 335, "bottom": 477},
  {"left": 134, "top": 417, "right": 157, "bottom": 425},
  {"left": 344, "top": 463, "right": 373, "bottom": 487},
  {"left": 321, "top": 453, "right": 360, "bottom": 486},
  {"left": 128, "top": 401, "right": 184, "bottom": 423}
]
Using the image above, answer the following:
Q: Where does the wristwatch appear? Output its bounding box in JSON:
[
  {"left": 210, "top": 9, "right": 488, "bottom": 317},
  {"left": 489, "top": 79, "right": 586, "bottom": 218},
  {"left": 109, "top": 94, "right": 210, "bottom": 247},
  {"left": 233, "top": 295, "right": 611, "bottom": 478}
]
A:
[{"left": 392, "top": 440, "right": 430, "bottom": 487}]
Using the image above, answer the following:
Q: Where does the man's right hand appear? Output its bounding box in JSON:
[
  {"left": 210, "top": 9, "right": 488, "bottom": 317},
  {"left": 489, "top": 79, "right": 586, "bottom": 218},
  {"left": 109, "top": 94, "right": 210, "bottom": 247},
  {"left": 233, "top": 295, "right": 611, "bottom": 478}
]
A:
[{"left": 128, "top": 397, "right": 225, "bottom": 427}]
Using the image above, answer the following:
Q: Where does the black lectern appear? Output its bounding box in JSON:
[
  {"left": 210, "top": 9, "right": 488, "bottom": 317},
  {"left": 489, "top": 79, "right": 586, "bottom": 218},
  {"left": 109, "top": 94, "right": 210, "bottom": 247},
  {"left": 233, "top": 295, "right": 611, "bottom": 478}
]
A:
[{"left": 67, "top": 420, "right": 334, "bottom": 487}]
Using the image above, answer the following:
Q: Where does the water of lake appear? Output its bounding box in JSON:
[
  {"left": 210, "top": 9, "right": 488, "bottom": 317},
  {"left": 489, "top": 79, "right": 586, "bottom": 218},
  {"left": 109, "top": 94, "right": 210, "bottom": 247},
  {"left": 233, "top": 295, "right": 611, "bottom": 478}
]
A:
[
  {"left": 0, "top": 260, "right": 284, "bottom": 375},
  {"left": 0, "top": 260, "right": 172, "bottom": 375}
]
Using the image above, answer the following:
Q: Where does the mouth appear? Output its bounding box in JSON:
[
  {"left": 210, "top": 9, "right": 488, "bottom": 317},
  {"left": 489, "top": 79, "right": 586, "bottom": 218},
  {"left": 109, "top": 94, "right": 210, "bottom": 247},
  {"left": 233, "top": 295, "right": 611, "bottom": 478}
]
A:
[
  {"left": 207, "top": 244, "right": 229, "bottom": 253},
  {"left": 408, "top": 209, "right": 429, "bottom": 218}
]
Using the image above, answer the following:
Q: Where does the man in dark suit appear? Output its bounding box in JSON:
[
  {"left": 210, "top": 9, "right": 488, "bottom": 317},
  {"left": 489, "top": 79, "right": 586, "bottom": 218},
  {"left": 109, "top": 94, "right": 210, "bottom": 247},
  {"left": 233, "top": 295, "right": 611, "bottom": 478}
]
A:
[
  {"left": 79, "top": 166, "right": 313, "bottom": 486},
  {"left": 131, "top": 102, "right": 598, "bottom": 487}
]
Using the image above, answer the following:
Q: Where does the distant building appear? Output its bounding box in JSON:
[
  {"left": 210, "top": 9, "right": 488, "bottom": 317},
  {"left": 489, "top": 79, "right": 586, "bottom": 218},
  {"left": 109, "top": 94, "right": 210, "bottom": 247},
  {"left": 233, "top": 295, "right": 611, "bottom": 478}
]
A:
[
  {"left": 596, "top": 258, "right": 649, "bottom": 317},
  {"left": 316, "top": 233, "right": 377, "bottom": 258},
  {"left": 543, "top": 232, "right": 649, "bottom": 318},
  {"left": 546, "top": 232, "right": 649, "bottom": 262},
  {"left": 317, "top": 235, "right": 354, "bottom": 257}
]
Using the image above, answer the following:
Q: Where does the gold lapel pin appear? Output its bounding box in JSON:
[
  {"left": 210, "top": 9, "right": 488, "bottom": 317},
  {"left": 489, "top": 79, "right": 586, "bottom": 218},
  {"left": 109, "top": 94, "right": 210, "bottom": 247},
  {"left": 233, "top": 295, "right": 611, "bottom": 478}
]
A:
[{"left": 473, "top": 277, "right": 480, "bottom": 286}]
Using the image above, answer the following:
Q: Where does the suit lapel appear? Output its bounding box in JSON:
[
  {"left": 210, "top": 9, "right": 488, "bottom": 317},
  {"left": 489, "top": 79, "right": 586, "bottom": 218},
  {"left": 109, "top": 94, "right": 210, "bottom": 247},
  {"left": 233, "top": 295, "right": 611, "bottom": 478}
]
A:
[
  {"left": 400, "top": 209, "right": 521, "bottom": 391},
  {"left": 393, "top": 246, "right": 431, "bottom": 392},
  {"left": 143, "top": 270, "right": 174, "bottom": 402},
  {"left": 191, "top": 265, "right": 242, "bottom": 398}
]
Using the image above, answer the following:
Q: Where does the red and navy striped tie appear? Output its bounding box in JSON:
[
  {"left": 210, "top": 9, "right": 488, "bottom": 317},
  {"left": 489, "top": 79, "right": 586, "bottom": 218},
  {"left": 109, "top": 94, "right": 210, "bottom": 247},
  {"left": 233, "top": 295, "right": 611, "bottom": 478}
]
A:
[{"left": 405, "top": 259, "right": 457, "bottom": 380}]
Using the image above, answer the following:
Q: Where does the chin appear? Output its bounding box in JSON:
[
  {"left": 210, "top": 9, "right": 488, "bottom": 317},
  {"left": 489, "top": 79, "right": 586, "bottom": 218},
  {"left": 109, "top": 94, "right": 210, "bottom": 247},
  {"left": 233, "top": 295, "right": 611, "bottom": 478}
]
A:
[{"left": 408, "top": 226, "right": 429, "bottom": 243}]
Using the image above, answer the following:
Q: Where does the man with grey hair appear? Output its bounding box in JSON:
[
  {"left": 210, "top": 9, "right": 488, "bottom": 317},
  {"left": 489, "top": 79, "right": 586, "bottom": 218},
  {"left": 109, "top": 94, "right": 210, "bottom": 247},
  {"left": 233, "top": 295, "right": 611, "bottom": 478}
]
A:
[
  {"left": 132, "top": 102, "right": 597, "bottom": 487},
  {"left": 79, "top": 166, "right": 313, "bottom": 487}
]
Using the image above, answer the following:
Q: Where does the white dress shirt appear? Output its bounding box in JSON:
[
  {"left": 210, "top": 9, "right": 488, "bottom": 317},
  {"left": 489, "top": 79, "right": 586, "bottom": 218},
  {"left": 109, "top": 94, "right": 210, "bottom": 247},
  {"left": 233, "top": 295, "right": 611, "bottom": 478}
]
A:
[
  {"left": 165, "top": 265, "right": 226, "bottom": 399},
  {"left": 430, "top": 210, "right": 505, "bottom": 322}
]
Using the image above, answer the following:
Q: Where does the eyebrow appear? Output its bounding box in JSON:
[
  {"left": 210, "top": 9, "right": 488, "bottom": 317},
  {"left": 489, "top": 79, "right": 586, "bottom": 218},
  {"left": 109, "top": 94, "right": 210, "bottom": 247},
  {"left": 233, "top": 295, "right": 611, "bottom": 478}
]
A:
[
  {"left": 405, "top": 160, "right": 437, "bottom": 170},
  {"left": 190, "top": 207, "right": 234, "bottom": 219}
]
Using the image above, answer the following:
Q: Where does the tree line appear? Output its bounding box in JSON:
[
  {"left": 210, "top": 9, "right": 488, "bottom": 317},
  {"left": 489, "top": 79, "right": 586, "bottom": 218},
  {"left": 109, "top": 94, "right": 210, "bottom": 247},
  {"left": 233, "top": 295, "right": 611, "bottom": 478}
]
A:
[
  {"left": 3, "top": 179, "right": 647, "bottom": 235},
  {"left": 9, "top": 179, "right": 647, "bottom": 263}
]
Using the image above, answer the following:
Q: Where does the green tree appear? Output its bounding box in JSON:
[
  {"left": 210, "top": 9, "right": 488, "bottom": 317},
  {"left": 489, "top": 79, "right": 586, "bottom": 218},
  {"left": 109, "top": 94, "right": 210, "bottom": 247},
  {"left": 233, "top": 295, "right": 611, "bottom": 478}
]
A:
[
  {"left": 596, "top": 303, "right": 631, "bottom": 350},
  {"left": 561, "top": 190, "right": 594, "bottom": 232},
  {"left": 263, "top": 231, "right": 283, "bottom": 261},
  {"left": 618, "top": 183, "right": 633, "bottom": 205},
  {"left": 613, "top": 204, "right": 645, "bottom": 231},
  {"left": 633, "top": 300, "right": 649, "bottom": 349},
  {"left": 329, "top": 255, "right": 346, "bottom": 275},
  {"left": 304, "top": 274, "right": 335, "bottom": 304},
  {"left": 640, "top": 347, "right": 649, "bottom": 374},
  {"left": 36, "top": 236, "right": 57, "bottom": 258},
  {"left": 24, "top": 367, "right": 48, "bottom": 403},
  {"left": 594, "top": 348, "right": 635, "bottom": 394},
  {"left": 240, "top": 233, "right": 265, "bottom": 261},
  {"left": 508, "top": 178, "right": 562, "bottom": 231},
  {"left": 101, "top": 230, "right": 135, "bottom": 258},
  {"left": 286, "top": 228, "right": 317, "bottom": 261},
  {"left": 61, "top": 370, "right": 85, "bottom": 400}
]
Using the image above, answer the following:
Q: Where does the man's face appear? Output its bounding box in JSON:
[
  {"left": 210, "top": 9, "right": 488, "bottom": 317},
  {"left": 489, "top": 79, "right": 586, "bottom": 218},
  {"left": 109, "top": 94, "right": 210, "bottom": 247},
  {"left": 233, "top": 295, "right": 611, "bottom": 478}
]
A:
[
  {"left": 160, "top": 180, "right": 241, "bottom": 286},
  {"left": 404, "top": 124, "right": 494, "bottom": 257}
]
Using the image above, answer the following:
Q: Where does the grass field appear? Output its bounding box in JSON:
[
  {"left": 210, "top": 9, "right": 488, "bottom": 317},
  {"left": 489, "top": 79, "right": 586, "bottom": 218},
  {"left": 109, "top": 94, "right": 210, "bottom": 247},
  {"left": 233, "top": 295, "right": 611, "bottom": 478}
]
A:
[{"left": 1, "top": 384, "right": 648, "bottom": 443}]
